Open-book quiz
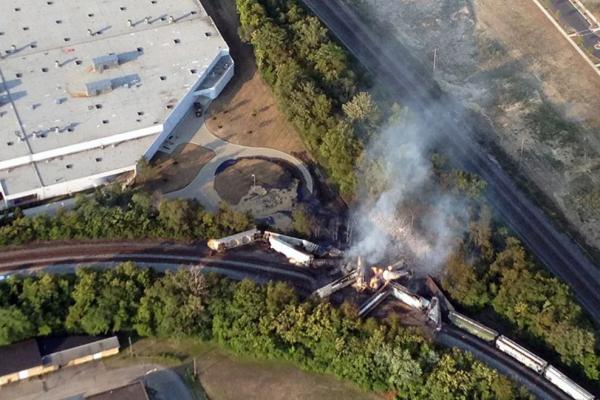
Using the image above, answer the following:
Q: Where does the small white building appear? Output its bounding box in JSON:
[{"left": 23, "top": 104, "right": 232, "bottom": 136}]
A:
[{"left": 0, "top": 0, "right": 233, "bottom": 208}]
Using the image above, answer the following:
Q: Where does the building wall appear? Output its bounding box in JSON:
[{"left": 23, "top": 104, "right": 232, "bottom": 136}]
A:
[
  {"left": 0, "top": 365, "right": 57, "bottom": 386},
  {"left": 144, "top": 49, "right": 233, "bottom": 161},
  {"left": 4, "top": 165, "right": 136, "bottom": 206},
  {"left": 66, "top": 347, "right": 119, "bottom": 367}
]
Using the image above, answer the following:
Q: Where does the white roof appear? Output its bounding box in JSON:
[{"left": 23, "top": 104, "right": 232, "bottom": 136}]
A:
[{"left": 0, "top": 0, "right": 228, "bottom": 197}]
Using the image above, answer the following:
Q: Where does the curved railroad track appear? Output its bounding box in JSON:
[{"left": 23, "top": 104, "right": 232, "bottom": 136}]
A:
[
  {"left": 0, "top": 241, "right": 317, "bottom": 294},
  {"left": 437, "top": 326, "right": 572, "bottom": 399}
]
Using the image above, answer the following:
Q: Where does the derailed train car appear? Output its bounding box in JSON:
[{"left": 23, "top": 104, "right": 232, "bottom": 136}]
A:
[
  {"left": 207, "top": 228, "right": 262, "bottom": 252},
  {"left": 448, "top": 311, "right": 595, "bottom": 400}
]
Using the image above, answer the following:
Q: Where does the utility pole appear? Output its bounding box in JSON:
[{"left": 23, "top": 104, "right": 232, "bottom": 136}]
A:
[
  {"left": 128, "top": 336, "right": 134, "bottom": 357},
  {"left": 433, "top": 48, "right": 438, "bottom": 72},
  {"left": 251, "top": 173, "right": 256, "bottom": 189},
  {"left": 193, "top": 358, "right": 197, "bottom": 377}
]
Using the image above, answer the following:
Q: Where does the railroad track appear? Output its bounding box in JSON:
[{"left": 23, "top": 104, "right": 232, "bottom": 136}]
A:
[
  {"left": 438, "top": 326, "right": 572, "bottom": 399},
  {"left": 0, "top": 241, "right": 317, "bottom": 294}
]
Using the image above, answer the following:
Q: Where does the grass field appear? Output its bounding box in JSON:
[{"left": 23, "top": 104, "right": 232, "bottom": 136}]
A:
[{"left": 107, "top": 338, "right": 381, "bottom": 400}]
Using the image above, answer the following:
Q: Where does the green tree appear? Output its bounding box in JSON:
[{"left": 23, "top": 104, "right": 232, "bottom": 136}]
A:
[
  {"left": 442, "top": 251, "right": 489, "bottom": 309},
  {"left": 20, "top": 274, "right": 72, "bottom": 336},
  {"left": 291, "top": 205, "right": 314, "bottom": 237},
  {"left": 66, "top": 263, "right": 150, "bottom": 335},
  {"left": 0, "top": 307, "right": 36, "bottom": 345},
  {"left": 343, "top": 92, "right": 380, "bottom": 126},
  {"left": 136, "top": 268, "right": 210, "bottom": 338}
]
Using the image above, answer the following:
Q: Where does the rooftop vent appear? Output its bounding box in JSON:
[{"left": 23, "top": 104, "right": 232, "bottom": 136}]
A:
[{"left": 92, "top": 54, "right": 119, "bottom": 72}]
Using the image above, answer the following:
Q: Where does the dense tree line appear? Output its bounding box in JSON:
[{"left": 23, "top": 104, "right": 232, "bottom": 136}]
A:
[
  {"left": 0, "top": 187, "right": 251, "bottom": 246},
  {"left": 443, "top": 204, "right": 600, "bottom": 382},
  {"left": 236, "top": 0, "right": 382, "bottom": 196},
  {"left": 0, "top": 264, "right": 532, "bottom": 399}
]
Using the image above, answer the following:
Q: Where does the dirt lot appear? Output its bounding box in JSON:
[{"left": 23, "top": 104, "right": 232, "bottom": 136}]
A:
[
  {"left": 108, "top": 338, "right": 379, "bottom": 400},
  {"left": 143, "top": 144, "right": 215, "bottom": 193},
  {"left": 214, "top": 158, "right": 294, "bottom": 204},
  {"left": 202, "top": 0, "right": 308, "bottom": 158},
  {"left": 353, "top": 0, "right": 600, "bottom": 249},
  {"left": 214, "top": 158, "right": 299, "bottom": 227}
]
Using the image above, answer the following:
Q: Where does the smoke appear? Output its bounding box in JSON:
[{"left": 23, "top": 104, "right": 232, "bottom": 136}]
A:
[{"left": 348, "top": 110, "right": 468, "bottom": 275}]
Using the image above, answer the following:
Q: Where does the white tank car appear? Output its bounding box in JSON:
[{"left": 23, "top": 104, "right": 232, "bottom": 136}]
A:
[
  {"left": 543, "top": 365, "right": 595, "bottom": 400},
  {"left": 207, "top": 228, "right": 261, "bottom": 252},
  {"left": 495, "top": 335, "right": 548, "bottom": 374},
  {"left": 268, "top": 236, "right": 313, "bottom": 266}
]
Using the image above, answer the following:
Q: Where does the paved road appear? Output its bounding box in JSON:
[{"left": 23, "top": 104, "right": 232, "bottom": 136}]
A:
[
  {"left": 301, "top": 0, "right": 600, "bottom": 327},
  {"left": 0, "top": 362, "right": 184, "bottom": 400},
  {"left": 551, "top": 0, "right": 600, "bottom": 60},
  {"left": 167, "top": 108, "right": 314, "bottom": 212}
]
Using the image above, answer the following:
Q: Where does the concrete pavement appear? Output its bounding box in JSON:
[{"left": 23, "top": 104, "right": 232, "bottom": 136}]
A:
[
  {"left": 0, "top": 361, "right": 191, "bottom": 400},
  {"left": 533, "top": 0, "right": 600, "bottom": 75}
]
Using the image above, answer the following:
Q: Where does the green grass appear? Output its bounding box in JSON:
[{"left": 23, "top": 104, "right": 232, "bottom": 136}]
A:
[{"left": 105, "top": 338, "right": 379, "bottom": 400}]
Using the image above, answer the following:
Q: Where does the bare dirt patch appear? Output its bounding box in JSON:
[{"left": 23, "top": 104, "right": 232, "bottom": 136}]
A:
[
  {"left": 144, "top": 144, "right": 215, "bottom": 193},
  {"left": 353, "top": 0, "right": 600, "bottom": 249},
  {"left": 214, "top": 158, "right": 294, "bottom": 204},
  {"left": 214, "top": 158, "right": 299, "bottom": 228},
  {"left": 202, "top": 0, "right": 308, "bottom": 158}
]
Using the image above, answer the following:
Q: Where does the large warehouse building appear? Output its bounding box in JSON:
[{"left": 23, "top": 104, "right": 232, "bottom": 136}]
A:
[{"left": 0, "top": 0, "right": 233, "bottom": 208}]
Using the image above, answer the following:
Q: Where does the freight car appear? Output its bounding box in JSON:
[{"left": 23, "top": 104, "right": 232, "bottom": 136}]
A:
[
  {"left": 207, "top": 228, "right": 262, "bottom": 252},
  {"left": 495, "top": 335, "right": 548, "bottom": 374},
  {"left": 268, "top": 236, "right": 314, "bottom": 266},
  {"left": 448, "top": 311, "right": 595, "bottom": 400},
  {"left": 448, "top": 311, "right": 498, "bottom": 342},
  {"left": 544, "top": 365, "right": 595, "bottom": 400}
]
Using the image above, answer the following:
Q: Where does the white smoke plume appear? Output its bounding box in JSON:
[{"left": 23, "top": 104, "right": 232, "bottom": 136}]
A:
[{"left": 349, "top": 112, "right": 468, "bottom": 275}]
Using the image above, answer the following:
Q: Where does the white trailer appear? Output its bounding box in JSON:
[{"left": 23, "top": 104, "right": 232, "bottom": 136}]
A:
[
  {"left": 268, "top": 236, "right": 314, "bottom": 266},
  {"left": 543, "top": 365, "right": 595, "bottom": 400},
  {"left": 207, "top": 228, "right": 261, "bottom": 252},
  {"left": 389, "top": 283, "right": 430, "bottom": 310},
  {"left": 495, "top": 335, "right": 548, "bottom": 374},
  {"left": 264, "top": 231, "right": 320, "bottom": 253}
]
